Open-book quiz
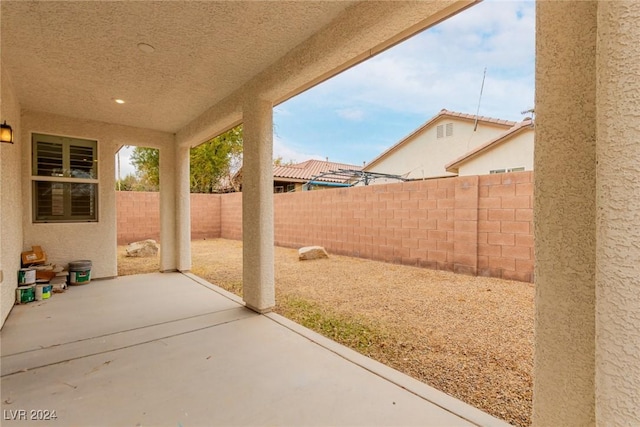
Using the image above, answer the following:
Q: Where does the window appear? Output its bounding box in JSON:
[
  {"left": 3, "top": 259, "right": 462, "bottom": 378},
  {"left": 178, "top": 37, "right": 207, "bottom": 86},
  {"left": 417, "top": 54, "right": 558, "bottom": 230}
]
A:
[
  {"left": 32, "top": 134, "right": 98, "bottom": 222},
  {"left": 274, "top": 186, "right": 284, "bottom": 193},
  {"left": 286, "top": 184, "right": 295, "bottom": 192},
  {"left": 490, "top": 167, "right": 526, "bottom": 175}
]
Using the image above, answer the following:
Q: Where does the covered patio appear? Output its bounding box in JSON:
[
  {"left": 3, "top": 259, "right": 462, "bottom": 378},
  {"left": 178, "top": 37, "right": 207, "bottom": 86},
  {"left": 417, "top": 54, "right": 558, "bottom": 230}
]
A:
[
  {"left": 1, "top": 1, "right": 640, "bottom": 426},
  {"left": 1, "top": 273, "right": 506, "bottom": 426}
]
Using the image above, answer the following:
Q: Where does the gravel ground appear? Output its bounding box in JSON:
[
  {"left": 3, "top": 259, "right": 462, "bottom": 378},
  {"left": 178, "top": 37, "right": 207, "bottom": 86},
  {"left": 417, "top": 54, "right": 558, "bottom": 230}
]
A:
[{"left": 119, "top": 238, "right": 534, "bottom": 426}]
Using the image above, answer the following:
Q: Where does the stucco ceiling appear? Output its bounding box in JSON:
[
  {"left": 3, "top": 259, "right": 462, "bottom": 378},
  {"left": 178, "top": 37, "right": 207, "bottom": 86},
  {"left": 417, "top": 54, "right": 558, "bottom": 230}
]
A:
[{"left": 1, "top": 1, "right": 356, "bottom": 133}]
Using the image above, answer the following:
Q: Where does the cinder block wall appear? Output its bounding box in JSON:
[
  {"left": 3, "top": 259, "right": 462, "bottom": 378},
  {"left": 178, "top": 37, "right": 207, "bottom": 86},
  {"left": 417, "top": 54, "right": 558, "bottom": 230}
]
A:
[
  {"left": 116, "top": 172, "right": 534, "bottom": 282},
  {"left": 116, "top": 191, "right": 161, "bottom": 244},
  {"left": 191, "top": 193, "right": 222, "bottom": 240},
  {"left": 220, "top": 192, "right": 242, "bottom": 240},
  {"left": 116, "top": 192, "right": 223, "bottom": 244},
  {"left": 477, "top": 172, "right": 533, "bottom": 282}
]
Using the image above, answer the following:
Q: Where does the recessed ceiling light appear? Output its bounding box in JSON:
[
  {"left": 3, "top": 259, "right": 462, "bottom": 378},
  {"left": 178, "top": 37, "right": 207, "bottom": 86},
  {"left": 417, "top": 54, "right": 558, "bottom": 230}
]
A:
[
  {"left": 137, "top": 43, "right": 155, "bottom": 53},
  {"left": 114, "top": 99, "right": 125, "bottom": 104}
]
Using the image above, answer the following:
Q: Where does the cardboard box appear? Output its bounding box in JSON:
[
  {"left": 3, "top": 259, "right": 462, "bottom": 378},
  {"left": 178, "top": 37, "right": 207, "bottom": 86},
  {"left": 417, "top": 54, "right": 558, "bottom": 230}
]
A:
[{"left": 21, "top": 246, "right": 47, "bottom": 266}]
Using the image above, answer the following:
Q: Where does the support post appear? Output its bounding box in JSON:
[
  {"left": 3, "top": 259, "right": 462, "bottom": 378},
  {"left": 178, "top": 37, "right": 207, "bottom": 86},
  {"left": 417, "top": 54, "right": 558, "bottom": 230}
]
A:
[
  {"left": 533, "top": 2, "right": 597, "bottom": 425},
  {"left": 242, "top": 97, "right": 275, "bottom": 313},
  {"left": 159, "top": 142, "right": 177, "bottom": 272},
  {"left": 176, "top": 144, "right": 192, "bottom": 271}
]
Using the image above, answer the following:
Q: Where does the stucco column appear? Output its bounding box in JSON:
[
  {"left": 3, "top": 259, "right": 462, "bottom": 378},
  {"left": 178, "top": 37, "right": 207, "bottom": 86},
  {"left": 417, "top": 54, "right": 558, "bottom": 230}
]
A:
[
  {"left": 242, "top": 97, "right": 275, "bottom": 313},
  {"left": 595, "top": 2, "right": 640, "bottom": 424},
  {"left": 159, "top": 143, "right": 177, "bottom": 272},
  {"left": 175, "top": 144, "right": 192, "bottom": 271},
  {"left": 533, "top": 2, "right": 597, "bottom": 426}
]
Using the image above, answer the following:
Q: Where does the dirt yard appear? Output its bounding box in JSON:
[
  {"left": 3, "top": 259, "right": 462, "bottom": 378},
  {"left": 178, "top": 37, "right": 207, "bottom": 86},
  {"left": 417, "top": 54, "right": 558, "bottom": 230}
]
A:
[{"left": 119, "top": 238, "right": 534, "bottom": 426}]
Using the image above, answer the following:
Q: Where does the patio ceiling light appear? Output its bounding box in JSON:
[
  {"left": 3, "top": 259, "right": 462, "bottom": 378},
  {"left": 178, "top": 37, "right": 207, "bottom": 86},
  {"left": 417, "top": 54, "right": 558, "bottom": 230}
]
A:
[
  {"left": 114, "top": 99, "right": 125, "bottom": 104},
  {"left": 0, "top": 120, "right": 13, "bottom": 144}
]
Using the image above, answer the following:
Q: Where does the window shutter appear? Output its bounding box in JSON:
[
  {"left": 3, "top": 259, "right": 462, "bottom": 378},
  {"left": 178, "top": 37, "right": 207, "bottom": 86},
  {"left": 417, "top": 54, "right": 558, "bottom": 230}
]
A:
[
  {"left": 70, "top": 144, "right": 96, "bottom": 178},
  {"left": 35, "top": 141, "right": 63, "bottom": 176},
  {"left": 446, "top": 123, "right": 453, "bottom": 137}
]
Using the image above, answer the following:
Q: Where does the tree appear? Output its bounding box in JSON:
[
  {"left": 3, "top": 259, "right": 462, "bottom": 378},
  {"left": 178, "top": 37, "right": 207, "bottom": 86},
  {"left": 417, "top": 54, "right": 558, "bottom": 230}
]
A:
[
  {"left": 190, "top": 126, "right": 243, "bottom": 193},
  {"left": 273, "top": 156, "right": 296, "bottom": 167},
  {"left": 115, "top": 173, "right": 140, "bottom": 191},
  {"left": 129, "top": 126, "right": 243, "bottom": 193},
  {"left": 130, "top": 147, "right": 160, "bottom": 191}
]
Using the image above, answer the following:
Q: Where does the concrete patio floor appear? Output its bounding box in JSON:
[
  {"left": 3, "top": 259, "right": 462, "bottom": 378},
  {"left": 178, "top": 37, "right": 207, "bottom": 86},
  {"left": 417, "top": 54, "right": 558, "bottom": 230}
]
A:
[{"left": 1, "top": 272, "right": 510, "bottom": 426}]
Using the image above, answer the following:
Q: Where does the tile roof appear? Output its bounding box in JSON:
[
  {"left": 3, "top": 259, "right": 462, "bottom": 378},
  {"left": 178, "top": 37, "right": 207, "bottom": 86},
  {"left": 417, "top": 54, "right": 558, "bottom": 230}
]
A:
[
  {"left": 445, "top": 118, "right": 534, "bottom": 172},
  {"left": 274, "top": 159, "right": 362, "bottom": 183},
  {"left": 438, "top": 109, "right": 517, "bottom": 127},
  {"left": 365, "top": 109, "right": 517, "bottom": 170}
]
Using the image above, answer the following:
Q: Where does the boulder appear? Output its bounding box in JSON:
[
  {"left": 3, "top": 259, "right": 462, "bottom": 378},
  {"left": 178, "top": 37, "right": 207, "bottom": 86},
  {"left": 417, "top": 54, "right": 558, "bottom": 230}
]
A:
[
  {"left": 298, "top": 246, "right": 329, "bottom": 261},
  {"left": 126, "top": 239, "right": 159, "bottom": 257}
]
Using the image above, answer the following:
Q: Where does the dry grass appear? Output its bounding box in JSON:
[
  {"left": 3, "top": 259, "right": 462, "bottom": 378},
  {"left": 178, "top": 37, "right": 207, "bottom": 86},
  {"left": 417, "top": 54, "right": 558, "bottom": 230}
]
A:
[{"left": 119, "top": 238, "right": 533, "bottom": 426}]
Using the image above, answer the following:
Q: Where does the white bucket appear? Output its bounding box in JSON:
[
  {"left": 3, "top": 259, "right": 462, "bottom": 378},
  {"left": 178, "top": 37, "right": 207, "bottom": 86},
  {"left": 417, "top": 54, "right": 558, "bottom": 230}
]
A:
[
  {"left": 69, "top": 260, "right": 92, "bottom": 285},
  {"left": 18, "top": 268, "right": 36, "bottom": 285}
]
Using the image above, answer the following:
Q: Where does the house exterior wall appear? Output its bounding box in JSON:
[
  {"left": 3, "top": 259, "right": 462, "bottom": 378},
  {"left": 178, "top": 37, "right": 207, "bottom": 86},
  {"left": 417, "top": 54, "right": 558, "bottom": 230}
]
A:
[
  {"left": 20, "top": 111, "right": 173, "bottom": 280},
  {"left": 594, "top": 2, "right": 640, "bottom": 424},
  {"left": 1, "top": 68, "right": 24, "bottom": 328},
  {"left": 366, "top": 119, "right": 510, "bottom": 181},
  {"left": 457, "top": 129, "right": 534, "bottom": 176}
]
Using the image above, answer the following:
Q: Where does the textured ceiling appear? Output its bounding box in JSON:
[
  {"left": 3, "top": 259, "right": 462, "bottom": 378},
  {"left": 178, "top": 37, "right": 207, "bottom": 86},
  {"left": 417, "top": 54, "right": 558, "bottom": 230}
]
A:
[{"left": 1, "top": 1, "right": 355, "bottom": 132}]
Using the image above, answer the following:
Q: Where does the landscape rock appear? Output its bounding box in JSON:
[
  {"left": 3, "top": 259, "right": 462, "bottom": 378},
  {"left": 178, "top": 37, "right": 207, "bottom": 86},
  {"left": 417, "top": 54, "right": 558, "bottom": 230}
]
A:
[
  {"left": 298, "top": 246, "right": 329, "bottom": 261},
  {"left": 126, "top": 239, "right": 159, "bottom": 257}
]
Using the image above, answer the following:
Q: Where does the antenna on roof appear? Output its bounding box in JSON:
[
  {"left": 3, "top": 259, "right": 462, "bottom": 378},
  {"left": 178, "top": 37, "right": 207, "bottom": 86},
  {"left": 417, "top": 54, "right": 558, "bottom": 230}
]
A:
[
  {"left": 521, "top": 108, "right": 535, "bottom": 120},
  {"left": 473, "top": 67, "right": 487, "bottom": 132}
]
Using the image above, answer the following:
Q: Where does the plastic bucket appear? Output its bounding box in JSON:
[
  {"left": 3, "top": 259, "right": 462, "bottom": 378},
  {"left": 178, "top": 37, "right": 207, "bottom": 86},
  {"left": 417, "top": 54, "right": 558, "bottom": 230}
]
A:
[
  {"left": 69, "top": 260, "right": 92, "bottom": 285},
  {"left": 42, "top": 284, "right": 52, "bottom": 299},
  {"left": 16, "top": 285, "right": 35, "bottom": 304},
  {"left": 18, "top": 268, "right": 36, "bottom": 285},
  {"left": 36, "top": 284, "right": 52, "bottom": 300}
]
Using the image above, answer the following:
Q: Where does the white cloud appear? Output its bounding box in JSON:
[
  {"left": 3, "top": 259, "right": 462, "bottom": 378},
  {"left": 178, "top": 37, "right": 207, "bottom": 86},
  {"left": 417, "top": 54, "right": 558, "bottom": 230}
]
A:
[
  {"left": 273, "top": 105, "right": 292, "bottom": 116},
  {"left": 296, "top": 0, "right": 535, "bottom": 122},
  {"left": 115, "top": 145, "right": 136, "bottom": 179},
  {"left": 273, "top": 135, "right": 323, "bottom": 164},
  {"left": 336, "top": 107, "right": 365, "bottom": 121}
]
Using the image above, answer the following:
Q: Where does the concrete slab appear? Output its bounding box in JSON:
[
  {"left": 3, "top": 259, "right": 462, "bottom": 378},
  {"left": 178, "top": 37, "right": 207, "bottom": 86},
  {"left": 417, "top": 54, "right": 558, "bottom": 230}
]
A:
[
  {"left": 1, "top": 273, "right": 511, "bottom": 427},
  {"left": 1, "top": 273, "right": 238, "bottom": 355}
]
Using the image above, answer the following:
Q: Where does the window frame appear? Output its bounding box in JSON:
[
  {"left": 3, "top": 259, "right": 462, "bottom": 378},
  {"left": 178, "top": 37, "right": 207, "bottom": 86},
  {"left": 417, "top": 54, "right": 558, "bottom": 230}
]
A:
[{"left": 31, "top": 133, "right": 99, "bottom": 223}]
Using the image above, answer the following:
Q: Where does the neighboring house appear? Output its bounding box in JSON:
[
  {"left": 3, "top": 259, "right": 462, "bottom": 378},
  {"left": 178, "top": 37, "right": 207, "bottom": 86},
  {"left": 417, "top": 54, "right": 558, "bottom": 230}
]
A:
[
  {"left": 445, "top": 118, "right": 535, "bottom": 176},
  {"left": 363, "top": 109, "right": 518, "bottom": 182},
  {"left": 273, "top": 159, "right": 362, "bottom": 192}
]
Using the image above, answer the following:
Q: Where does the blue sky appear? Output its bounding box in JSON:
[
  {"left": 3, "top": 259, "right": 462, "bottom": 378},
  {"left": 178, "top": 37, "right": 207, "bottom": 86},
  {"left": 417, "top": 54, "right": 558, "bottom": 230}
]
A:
[
  {"left": 118, "top": 0, "right": 534, "bottom": 177},
  {"left": 272, "top": 0, "right": 535, "bottom": 166}
]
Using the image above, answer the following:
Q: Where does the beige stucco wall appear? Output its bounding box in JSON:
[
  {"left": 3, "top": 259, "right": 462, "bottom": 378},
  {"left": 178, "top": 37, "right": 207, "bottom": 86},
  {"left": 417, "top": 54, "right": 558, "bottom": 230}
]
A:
[
  {"left": 595, "top": 2, "right": 640, "bottom": 424},
  {"left": 21, "top": 111, "right": 174, "bottom": 280},
  {"left": 457, "top": 129, "right": 534, "bottom": 176},
  {"left": 367, "top": 119, "right": 510, "bottom": 182},
  {"left": 1, "top": 67, "right": 24, "bottom": 328},
  {"left": 533, "top": 1, "right": 597, "bottom": 425}
]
